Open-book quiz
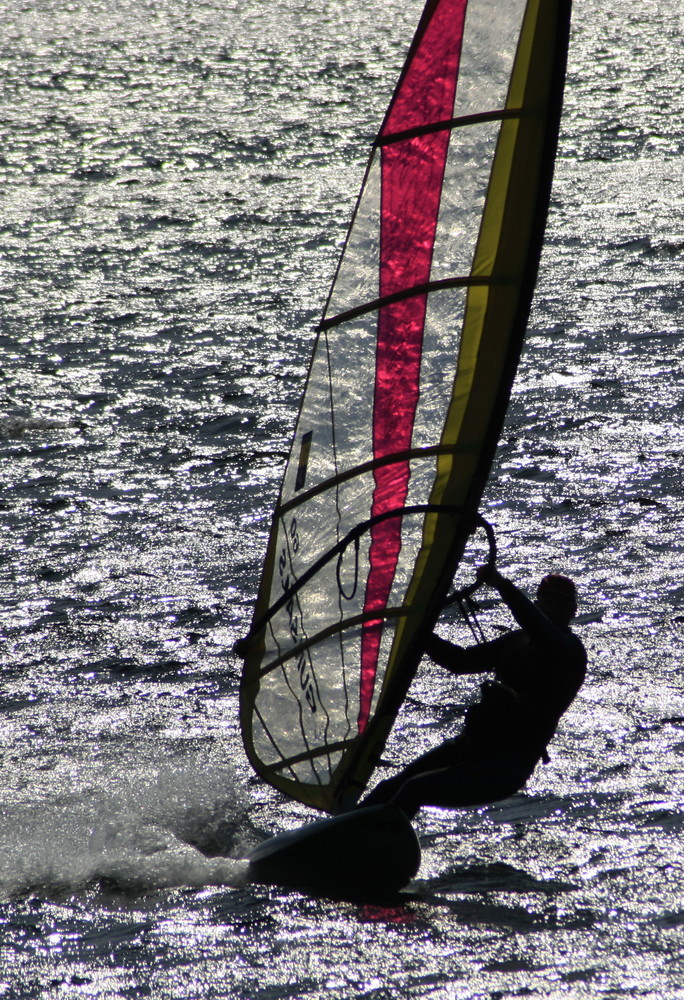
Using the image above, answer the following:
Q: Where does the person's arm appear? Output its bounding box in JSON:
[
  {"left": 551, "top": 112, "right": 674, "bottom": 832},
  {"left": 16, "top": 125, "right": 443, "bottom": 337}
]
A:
[
  {"left": 477, "top": 566, "right": 575, "bottom": 651},
  {"left": 424, "top": 632, "right": 493, "bottom": 675}
]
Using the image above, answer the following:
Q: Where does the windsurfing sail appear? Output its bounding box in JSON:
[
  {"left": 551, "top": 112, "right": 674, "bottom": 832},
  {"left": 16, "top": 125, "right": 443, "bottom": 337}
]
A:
[{"left": 239, "top": 0, "right": 571, "bottom": 813}]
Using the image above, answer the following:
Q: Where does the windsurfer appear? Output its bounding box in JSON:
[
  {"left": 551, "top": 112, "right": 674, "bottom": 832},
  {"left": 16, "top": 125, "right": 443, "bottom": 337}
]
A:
[{"left": 361, "top": 568, "right": 586, "bottom": 818}]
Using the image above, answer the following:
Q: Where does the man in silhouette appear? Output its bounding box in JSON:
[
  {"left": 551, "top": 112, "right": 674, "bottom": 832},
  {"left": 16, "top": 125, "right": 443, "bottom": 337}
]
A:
[{"left": 362, "top": 566, "right": 586, "bottom": 818}]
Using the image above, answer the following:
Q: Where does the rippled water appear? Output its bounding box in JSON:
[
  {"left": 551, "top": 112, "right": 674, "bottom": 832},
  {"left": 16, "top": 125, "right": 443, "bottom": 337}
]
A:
[{"left": 1, "top": 1, "right": 683, "bottom": 997}]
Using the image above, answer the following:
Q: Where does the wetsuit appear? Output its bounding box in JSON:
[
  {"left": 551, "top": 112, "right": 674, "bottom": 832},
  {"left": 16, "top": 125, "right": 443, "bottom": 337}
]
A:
[{"left": 362, "top": 575, "right": 587, "bottom": 817}]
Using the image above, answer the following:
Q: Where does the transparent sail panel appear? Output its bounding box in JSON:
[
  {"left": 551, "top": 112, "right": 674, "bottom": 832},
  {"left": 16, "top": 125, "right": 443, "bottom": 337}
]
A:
[
  {"left": 410, "top": 286, "right": 468, "bottom": 449},
  {"left": 325, "top": 155, "right": 381, "bottom": 321},
  {"left": 280, "top": 338, "right": 337, "bottom": 500},
  {"left": 431, "top": 122, "right": 500, "bottom": 280},
  {"left": 281, "top": 313, "right": 383, "bottom": 499},
  {"left": 456, "top": 0, "right": 528, "bottom": 116},
  {"left": 279, "top": 288, "right": 469, "bottom": 563},
  {"left": 270, "top": 453, "right": 454, "bottom": 631},
  {"left": 254, "top": 620, "right": 400, "bottom": 780}
]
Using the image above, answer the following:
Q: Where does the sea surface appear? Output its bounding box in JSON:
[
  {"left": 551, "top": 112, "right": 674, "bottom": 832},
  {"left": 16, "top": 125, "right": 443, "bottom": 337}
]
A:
[{"left": 1, "top": 0, "right": 683, "bottom": 997}]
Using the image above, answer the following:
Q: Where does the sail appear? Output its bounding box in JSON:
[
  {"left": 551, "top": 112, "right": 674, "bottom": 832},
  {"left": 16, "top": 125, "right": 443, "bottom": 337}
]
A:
[{"left": 239, "top": 0, "right": 571, "bottom": 812}]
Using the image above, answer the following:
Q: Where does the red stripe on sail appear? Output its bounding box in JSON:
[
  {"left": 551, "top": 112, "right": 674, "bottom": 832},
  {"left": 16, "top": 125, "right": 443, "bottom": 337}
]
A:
[{"left": 359, "top": 0, "right": 468, "bottom": 731}]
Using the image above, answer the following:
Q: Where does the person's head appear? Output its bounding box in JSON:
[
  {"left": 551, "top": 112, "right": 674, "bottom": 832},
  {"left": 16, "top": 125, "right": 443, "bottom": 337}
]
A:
[{"left": 535, "top": 574, "right": 577, "bottom": 625}]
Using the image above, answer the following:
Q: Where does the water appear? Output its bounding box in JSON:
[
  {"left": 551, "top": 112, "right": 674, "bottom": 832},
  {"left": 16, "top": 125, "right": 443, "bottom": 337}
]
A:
[{"left": 1, "top": 0, "right": 683, "bottom": 996}]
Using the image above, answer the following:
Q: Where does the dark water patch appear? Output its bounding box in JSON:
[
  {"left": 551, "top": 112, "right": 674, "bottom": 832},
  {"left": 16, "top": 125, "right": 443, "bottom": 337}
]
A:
[
  {"left": 644, "top": 239, "right": 684, "bottom": 259},
  {"left": 70, "top": 166, "right": 118, "bottom": 182},
  {"left": 629, "top": 329, "right": 684, "bottom": 343},
  {"left": 560, "top": 968, "right": 601, "bottom": 983},
  {"left": 428, "top": 895, "right": 589, "bottom": 933},
  {"left": 167, "top": 605, "right": 224, "bottom": 629},
  {"left": 182, "top": 813, "right": 244, "bottom": 858},
  {"left": 483, "top": 957, "right": 543, "bottom": 973},
  {"left": 96, "top": 311, "right": 141, "bottom": 329},
  {"left": 0, "top": 695, "right": 43, "bottom": 714},
  {"left": 508, "top": 464, "right": 556, "bottom": 482},
  {"left": 655, "top": 910, "right": 684, "bottom": 928},
  {"left": 85, "top": 656, "right": 143, "bottom": 676},
  {"left": 36, "top": 566, "right": 70, "bottom": 582},
  {"left": 226, "top": 135, "right": 279, "bottom": 163},
  {"left": 639, "top": 809, "right": 684, "bottom": 833},
  {"left": 422, "top": 862, "right": 577, "bottom": 897},
  {"left": 199, "top": 414, "right": 254, "bottom": 436},
  {"left": 35, "top": 496, "right": 75, "bottom": 512},
  {"left": 209, "top": 886, "right": 280, "bottom": 934},
  {"left": 45, "top": 597, "right": 125, "bottom": 616}
]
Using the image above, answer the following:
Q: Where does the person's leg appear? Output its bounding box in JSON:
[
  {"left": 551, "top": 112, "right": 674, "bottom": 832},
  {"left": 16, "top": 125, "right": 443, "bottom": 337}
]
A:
[
  {"left": 383, "top": 756, "right": 536, "bottom": 819},
  {"left": 362, "top": 740, "right": 466, "bottom": 808}
]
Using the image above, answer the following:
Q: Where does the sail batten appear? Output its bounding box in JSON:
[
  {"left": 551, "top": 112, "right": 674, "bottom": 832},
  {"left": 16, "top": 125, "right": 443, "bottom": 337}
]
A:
[
  {"left": 279, "top": 446, "right": 471, "bottom": 515},
  {"left": 262, "top": 738, "right": 364, "bottom": 775},
  {"left": 320, "top": 275, "right": 508, "bottom": 331},
  {"left": 240, "top": 0, "right": 571, "bottom": 813},
  {"left": 377, "top": 106, "right": 524, "bottom": 147},
  {"left": 257, "top": 607, "right": 412, "bottom": 680}
]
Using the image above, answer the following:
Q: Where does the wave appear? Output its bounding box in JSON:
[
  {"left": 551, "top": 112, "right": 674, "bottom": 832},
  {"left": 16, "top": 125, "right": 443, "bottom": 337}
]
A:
[{"left": 0, "top": 757, "right": 261, "bottom": 899}]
